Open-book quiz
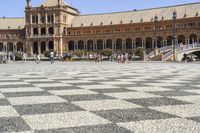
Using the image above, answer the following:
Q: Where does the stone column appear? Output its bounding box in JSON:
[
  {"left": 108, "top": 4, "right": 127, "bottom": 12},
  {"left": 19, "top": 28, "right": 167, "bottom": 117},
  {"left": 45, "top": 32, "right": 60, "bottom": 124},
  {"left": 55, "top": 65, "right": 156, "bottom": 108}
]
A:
[
  {"left": 38, "top": 42, "right": 41, "bottom": 54},
  {"left": 131, "top": 41, "right": 134, "bottom": 50},
  {"left": 134, "top": 41, "right": 136, "bottom": 49},
  {"left": 13, "top": 42, "right": 17, "bottom": 52},
  {"left": 30, "top": 14, "right": 32, "bottom": 24},
  {"left": 38, "top": 13, "right": 40, "bottom": 24}
]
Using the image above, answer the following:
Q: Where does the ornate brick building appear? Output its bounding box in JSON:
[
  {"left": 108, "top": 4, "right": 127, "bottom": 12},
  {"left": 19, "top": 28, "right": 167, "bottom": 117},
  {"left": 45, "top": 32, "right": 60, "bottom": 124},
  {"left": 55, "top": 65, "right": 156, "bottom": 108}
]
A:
[{"left": 0, "top": 0, "right": 200, "bottom": 56}]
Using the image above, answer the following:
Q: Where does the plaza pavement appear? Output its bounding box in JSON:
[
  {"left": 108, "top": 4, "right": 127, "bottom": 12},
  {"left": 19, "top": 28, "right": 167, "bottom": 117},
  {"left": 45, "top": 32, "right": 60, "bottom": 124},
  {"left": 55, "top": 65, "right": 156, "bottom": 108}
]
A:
[{"left": 0, "top": 61, "right": 200, "bottom": 132}]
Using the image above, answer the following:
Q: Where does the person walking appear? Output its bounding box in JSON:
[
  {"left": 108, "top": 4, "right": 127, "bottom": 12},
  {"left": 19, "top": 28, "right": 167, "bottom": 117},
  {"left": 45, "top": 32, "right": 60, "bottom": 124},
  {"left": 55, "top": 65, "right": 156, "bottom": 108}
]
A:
[{"left": 50, "top": 51, "right": 54, "bottom": 64}]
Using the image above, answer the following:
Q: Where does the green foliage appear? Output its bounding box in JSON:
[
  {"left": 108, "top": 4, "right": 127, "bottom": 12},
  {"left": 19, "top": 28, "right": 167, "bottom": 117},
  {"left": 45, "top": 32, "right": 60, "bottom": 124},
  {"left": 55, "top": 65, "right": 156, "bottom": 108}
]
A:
[
  {"left": 44, "top": 51, "right": 56, "bottom": 58},
  {"left": 101, "top": 49, "right": 113, "bottom": 57},
  {"left": 135, "top": 48, "right": 146, "bottom": 60},
  {"left": 14, "top": 52, "right": 22, "bottom": 61}
]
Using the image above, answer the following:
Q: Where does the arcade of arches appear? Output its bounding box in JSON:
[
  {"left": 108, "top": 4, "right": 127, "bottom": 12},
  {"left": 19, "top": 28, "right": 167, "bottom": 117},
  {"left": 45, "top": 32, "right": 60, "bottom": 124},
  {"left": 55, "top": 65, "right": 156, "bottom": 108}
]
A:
[
  {"left": 33, "top": 41, "right": 54, "bottom": 54},
  {"left": 0, "top": 42, "right": 24, "bottom": 52},
  {"left": 67, "top": 34, "right": 199, "bottom": 51}
]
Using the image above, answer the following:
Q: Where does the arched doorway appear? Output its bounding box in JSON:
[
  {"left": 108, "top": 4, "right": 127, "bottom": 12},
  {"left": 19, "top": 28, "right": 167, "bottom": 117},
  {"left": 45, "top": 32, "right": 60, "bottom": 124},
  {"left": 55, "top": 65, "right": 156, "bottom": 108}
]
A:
[
  {"left": 33, "top": 41, "right": 38, "bottom": 54},
  {"left": 48, "top": 27, "right": 54, "bottom": 35},
  {"left": 87, "top": 40, "right": 93, "bottom": 51},
  {"left": 116, "top": 39, "right": 123, "bottom": 50},
  {"left": 106, "top": 39, "right": 112, "bottom": 49},
  {"left": 189, "top": 34, "right": 197, "bottom": 44},
  {"left": 136, "top": 38, "right": 142, "bottom": 48},
  {"left": 157, "top": 36, "right": 163, "bottom": 48},
  {"left": 0, "top": 42, "right": 3, "bottom": 51},
  {"left": 78, "top": 40, "right": 84, "bottom": 50},
  {"left": 97, "top": 40, "right": 103, "bottom": 50},
  {"left": 41, "top": 28, "right": 46, "bottom": 35},
  {"left": 126, "top": 38, "right": 132, "bottom": 49},
  {"left": 41, "top": 41, "right": 46, "bottom": 54},
  {"left": 49, "top": 41, "right": 54, "bottom": 50},
  {"left": 33, "top": 28, "right": 38, "bottom": 35},
  {"left": 167, "top": 36, "right": 173, "bottom": 46},
  {"left": 7, "top": 42, "right": 13, "bottom": 52},
  {"left": 68, "top": 41, "right": 75, "bottom": 51},
  {"left": 17, "top": 42, "right": 23, "bottom": 52},
  {"left": 146, "top": 37, "right": 153, "bottom": 49},
  {"left": 178, "top": 35, "right": 185, "bottom": 45}
]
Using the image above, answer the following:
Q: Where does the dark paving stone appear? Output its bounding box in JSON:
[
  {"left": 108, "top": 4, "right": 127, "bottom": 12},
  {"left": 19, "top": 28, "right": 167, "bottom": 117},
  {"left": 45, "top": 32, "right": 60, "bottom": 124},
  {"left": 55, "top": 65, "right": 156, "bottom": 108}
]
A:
[
  {"left": 92, "top": 108, "right": 177, "bottom": 123},
  {"left": 69, "top": 82, "right": 100, "bottom": 86},
  {"left": 0, "top": 80, "right": 22, "bottom": 82},
  {"left": 35, "top": 124, "right": 133, "bottom": 133},
  {"left": 3, "top": 91, "right": 52, "bottom": 98},
  {"left": 0, "top": 84, "right": 34, "bottom": 88},
  {"left": 41, "top": 86, "right": 82, "bottom": 90},
  {"left": 14, "top": 102, "right": 84, "bottom": 115},
  {"left": 27, "top": 81, "right": 56, "bottom": 84},
  {"left": 91, "top": 88, "right": 135, "bottom": 93},
  {"left": 126, "top": 97, "right": 191, "bottom": 107},
  {"left": 0, "top": 99, "right": 11, "bottom": 106},
  {"left": 0, "top": 117, "right": 31, "bottom": 132},
  {"left": 188, "top": 117, "right": 200, "bottom": 123},
  {"left": 148, "top": 90, "right": 199, "bottom": 97},
  {"left": 61, "top": 94, "right": 115, "bottom": 102}
]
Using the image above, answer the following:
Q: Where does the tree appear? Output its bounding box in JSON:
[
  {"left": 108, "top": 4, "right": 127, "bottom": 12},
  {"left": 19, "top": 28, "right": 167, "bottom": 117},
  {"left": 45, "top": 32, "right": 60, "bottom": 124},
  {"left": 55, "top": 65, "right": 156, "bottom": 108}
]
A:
[
  {"left": 135, "top": 48, "right": 146, "bottom": 60},
  {"left": 101, "top": 49, "right": 113, "bottom": 57}
]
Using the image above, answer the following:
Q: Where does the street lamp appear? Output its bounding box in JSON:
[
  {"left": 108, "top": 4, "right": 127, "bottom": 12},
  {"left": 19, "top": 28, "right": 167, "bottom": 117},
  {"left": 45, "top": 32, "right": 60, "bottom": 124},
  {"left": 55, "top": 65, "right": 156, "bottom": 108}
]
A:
[
  {"left": 173, "top": 10, "right": 177, "bottom": 61},
  {"left": 154, "top": 15, "right": 158, "bottom": 49}
]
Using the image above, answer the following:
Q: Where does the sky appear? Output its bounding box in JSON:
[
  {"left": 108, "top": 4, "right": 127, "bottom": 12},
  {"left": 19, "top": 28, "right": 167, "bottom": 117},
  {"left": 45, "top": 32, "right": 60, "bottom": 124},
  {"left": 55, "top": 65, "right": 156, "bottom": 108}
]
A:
[{"left": 0, "top": 0, "right": 200, "bottom": 18}]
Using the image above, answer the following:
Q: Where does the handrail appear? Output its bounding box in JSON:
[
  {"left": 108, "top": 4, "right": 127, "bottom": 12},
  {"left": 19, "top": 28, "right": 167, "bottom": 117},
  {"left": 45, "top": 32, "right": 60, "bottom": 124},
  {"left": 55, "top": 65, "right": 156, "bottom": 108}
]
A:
[{"left": 163, "top": 43, "right": 200, "bottom": 61}]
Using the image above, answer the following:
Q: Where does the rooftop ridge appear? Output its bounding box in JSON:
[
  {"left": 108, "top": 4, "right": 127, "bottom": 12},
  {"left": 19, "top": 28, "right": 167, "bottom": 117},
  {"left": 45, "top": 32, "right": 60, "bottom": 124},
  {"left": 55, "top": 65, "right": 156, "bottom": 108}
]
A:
[
  {"left": 0, "top": 17, "right": 25, "bottom": 19},
  {"left": 78, "top": 2, "right": 200, "bottom": 17}
]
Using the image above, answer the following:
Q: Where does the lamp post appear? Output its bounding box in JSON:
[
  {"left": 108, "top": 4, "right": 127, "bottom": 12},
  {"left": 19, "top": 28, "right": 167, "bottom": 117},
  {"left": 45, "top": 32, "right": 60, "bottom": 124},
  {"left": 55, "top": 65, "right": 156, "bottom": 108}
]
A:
[
  {"left": 154, "top": 15, "right": 158, "bottom": 49},
  {"left": 173, "top": 10, "right": 177, "bottom": 61}
]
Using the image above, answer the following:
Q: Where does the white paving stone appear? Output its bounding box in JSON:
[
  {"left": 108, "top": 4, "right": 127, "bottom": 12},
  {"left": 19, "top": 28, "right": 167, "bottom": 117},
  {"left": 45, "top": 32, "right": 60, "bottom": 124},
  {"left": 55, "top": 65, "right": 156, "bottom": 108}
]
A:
[
  {"left": 78, "top": 85, "right": 119, "bottom": 89},
  {"left": 0, "top": 87, "right": 44, "bottom": 93},
  {"left": 0, "top": 93, "right": 5, "bottom": 99},
  {"left": 33, "top": 83, "right": 71, "bottom": 87},
  {"left": 49, "top": 89, "right": 97, "bottom": 96},
  {"left": 126, "top": 87, "right": 172, "bottom": 92},
  {"left": 0, "top": 82, "right": 29, "bottom": 85},
  {"left": 150, "top": 104, "right": 200, "bottom": 118},
  {"left": 8, "top": 96, "right": 66, "bottom": 105},
  {"left": 117, "top": 118, "right": 200, "bottom": 133},
  {"left": 23, "top": 111, "right": 111, "bottom": 130},
  {"left": 0, "top": 106, "right": 19, "bottom": 117}
]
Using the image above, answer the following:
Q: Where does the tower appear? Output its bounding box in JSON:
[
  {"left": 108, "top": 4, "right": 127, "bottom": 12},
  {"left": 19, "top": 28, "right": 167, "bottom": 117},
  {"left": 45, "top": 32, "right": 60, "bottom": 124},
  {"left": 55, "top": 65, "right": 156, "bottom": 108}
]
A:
[{"left": 26, "top": 0, "right": 31, "bottom": 7}]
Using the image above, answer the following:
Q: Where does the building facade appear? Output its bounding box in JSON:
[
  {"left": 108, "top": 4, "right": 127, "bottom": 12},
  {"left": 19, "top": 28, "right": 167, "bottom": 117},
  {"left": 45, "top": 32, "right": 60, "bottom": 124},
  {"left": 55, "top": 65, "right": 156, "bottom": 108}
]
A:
[{"left": 0, "top": 0, "right": 200, "bottom": 56}]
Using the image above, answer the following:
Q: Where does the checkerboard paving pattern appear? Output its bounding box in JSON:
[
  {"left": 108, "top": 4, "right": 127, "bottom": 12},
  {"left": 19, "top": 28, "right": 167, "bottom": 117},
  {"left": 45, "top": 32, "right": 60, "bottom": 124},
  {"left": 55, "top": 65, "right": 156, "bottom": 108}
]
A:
[{"left": 0, "top": 62, "right": 200, "bottom": 132}]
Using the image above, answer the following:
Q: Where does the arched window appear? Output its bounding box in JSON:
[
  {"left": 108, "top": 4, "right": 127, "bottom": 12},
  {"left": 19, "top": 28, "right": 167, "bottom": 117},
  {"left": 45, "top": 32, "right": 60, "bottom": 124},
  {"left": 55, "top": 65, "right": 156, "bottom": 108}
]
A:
[
  {"left": 97, "top": 40, "right": 103, "bottom": 50},
  {"left": 68, "top": 41, "right": 75, "bottom": 51},
  {"left": 126, "top": 38, "right": 132, "bottom": 49},
  {"left": 136, "top": 38, "right": 142, "bottom": 48},
  {"left": 87, "top": 40, "right": 93, "bottom": 51},
  {"left": 33, "top": 28, "right": 38, "bottom": 35},
  {"left": 0, "top": 42, "right": 3, "bottom": 51},
  {"left": 49, "top": 41, "right": 54, "bottom": 50},
  {"left": 189, "top": 34, "right": 197, "bottom": 44},
  {"left": 106, "top": 39, "right": 112, "bottom": 49},
  {"left": 78, "top": 40, "right": 84, "bottom": 50},
  {"left": 41, "top": 41, "right": 46, "bottom": 53},
  {"left": 167, "top": 36, "right": 173, "bottom": 46},
  {"left": 48, "top": 27, "right": 54, "bottom": 35},
  {"left": 178, "top": 35, "right": 185, "bottom": 45},
  {"left": 33, "top": 41, "right": 38, "bottom": 54},
  {"left": 41, "top": 28, "right": 46, "bottom": 35},
  {"left": 116, "top": 39, "right": 122, "bottom": 50},
  {"left": 17, "top": 42, "right": 23, "bottom": 52},
  {"left": 157, "top": 36, "right": 163, "bottom": 48},
  {"left": 146, "top": 37, "right": 153, "bottom": 49}
]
